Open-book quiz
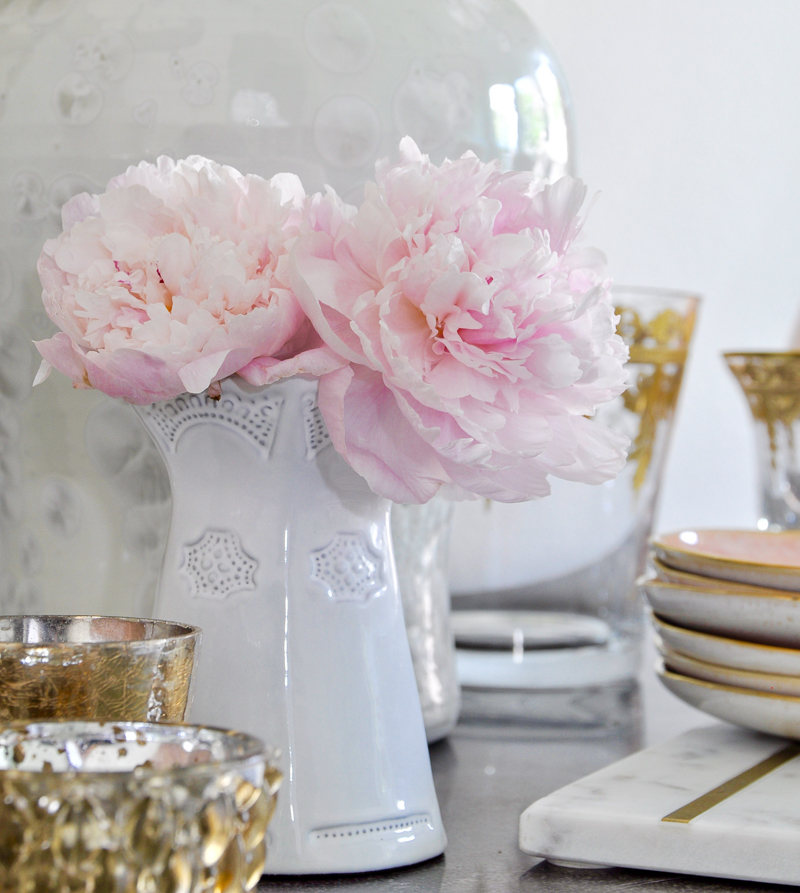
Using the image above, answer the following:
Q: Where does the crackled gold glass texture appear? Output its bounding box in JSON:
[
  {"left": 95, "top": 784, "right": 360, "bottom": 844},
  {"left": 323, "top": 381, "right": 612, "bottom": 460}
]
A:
[
  {"left": 725, "top": 352, "right": 800, "bottom": 530},
  {"left": 0, "top": 721, "right": 281, "bottom": 893},
  {"left": 0, "top": 616, "right": 199, "bottom": 722}
]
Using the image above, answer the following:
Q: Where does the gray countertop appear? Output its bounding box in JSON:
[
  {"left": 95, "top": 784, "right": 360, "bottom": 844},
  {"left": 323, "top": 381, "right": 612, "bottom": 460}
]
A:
[{"left": 257, "top": 639, "right": 779, "bottom": 892}]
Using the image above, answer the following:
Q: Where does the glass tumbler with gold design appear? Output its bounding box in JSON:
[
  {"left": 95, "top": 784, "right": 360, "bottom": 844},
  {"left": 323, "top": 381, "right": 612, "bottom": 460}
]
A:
[{"left": 725, "top": 352, "right": 800, "bottom": 530}]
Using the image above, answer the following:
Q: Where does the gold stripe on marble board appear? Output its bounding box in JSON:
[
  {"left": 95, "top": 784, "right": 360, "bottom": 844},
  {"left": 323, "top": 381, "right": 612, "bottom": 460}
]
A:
[{"left": 662, "top": 743, "right": 800, "bottom": 824}]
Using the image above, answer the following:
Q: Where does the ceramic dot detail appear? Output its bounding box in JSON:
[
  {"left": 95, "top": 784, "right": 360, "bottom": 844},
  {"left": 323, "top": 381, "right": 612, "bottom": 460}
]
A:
[
  {"left": 310, "top": 814, "right": 433, "bottom": 843},
  {"left": 309, "top": 532, "right": 386, "bottom": 603},
  {"left": 301, "top": 393, "right": 331, "bottom": 459},
  {"left": 180, "top": 529, "right": 258, "bottom": 600},
  {"left": 141, "top": 392, "right": 284, "bottom": 457}
]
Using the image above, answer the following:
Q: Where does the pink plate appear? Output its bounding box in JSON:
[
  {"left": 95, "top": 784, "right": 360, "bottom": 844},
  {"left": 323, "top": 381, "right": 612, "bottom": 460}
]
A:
[{"left": 651, "top": 529, "right": 800, "bottom": 592}]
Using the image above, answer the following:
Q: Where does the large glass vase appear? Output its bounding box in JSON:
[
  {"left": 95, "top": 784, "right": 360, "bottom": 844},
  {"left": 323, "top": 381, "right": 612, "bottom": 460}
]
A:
[{"left": 0, "top": 0, "right": 574, "bottom": 619}]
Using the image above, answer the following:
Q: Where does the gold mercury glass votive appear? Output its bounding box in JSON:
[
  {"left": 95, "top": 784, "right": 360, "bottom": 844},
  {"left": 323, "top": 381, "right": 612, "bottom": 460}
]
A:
[
  {"left": 0, "top": 721, "right": 281, "bottom": 893},
  {"left": 725, "top": 352, "right": 800, "bottom": 530},
  {"left": 0, "top": 616, "right": 200, "bottom": 722}
]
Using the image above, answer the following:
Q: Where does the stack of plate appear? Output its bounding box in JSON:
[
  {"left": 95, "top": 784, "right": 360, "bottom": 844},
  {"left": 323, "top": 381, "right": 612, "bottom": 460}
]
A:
[{"left": 641, "top": 529, "right": 800, "bottom": 738}]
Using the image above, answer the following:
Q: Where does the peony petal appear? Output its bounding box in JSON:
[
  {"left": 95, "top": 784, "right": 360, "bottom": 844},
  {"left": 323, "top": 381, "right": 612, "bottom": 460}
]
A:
[
  {"left": 239, "top": 345, "right": 346, "bottom": 386},
  {"left": 318, "top": 366, "right": 446, "bottom": 503},
  {"left": 290, "top": 232, "right": 371, "bottom": 363},
  {"left": 61, "top": 191, "right": 100, "bottom": 230},
  {"left": 178, "top": 349, "right": 232, "bottom": 394},
  {"left": 32, "top": 359, "right": 52, "bottom": 387},
  {"left": 34, "top": 333, "right": 91, "bottom": 389}
]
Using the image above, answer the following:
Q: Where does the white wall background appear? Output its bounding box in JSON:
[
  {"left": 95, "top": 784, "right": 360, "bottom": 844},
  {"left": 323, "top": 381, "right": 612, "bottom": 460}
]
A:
[{"left": 518, "top": 0, "right": 800, "bottom": 535}]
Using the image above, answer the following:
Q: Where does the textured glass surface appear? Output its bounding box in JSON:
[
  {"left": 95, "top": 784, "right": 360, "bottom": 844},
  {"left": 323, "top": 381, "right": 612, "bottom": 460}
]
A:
[
  {"left": 0, "top": 0, "right": 573, "bottom": 618},
  {"left": 392, "top": 496, "right": 460, "bottom": 742},
  {"left": 0, "top": 720, "right": 280, "bottom": 892},
  {"left": 0, "top": 615, "right": 198, "bottom": 722}
]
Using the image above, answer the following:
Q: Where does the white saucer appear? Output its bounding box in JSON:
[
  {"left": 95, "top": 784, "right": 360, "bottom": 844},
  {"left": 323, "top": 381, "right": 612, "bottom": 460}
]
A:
[
  {"left": 640, "top": 575, "right": 800, "bottom": 648},
  {"left": 651, "top": 612, "right": 800, "bottom": 676},
  {"left": 657, "top": 641, "right": 800, "bottom": 697},
  {"left": 658, "top": 663, "right": 800, "bottom": 739},
  {"left": 652, "top": 529, "right": 800, "bottom": 591}
]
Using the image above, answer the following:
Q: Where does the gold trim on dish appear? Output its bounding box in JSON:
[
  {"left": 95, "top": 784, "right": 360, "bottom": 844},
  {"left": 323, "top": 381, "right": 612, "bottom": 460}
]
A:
[
  {"left": 650, "top": 611, "right": 800, "bottom": 656},
  {"left": 659, "top": 664, "right": 800, "bottom": 702},
  {"left": 661, "top": 741, "right": 800, "bottom": 824},
  {"left": 647, "top": 557, "right": 800, "bottom": 595},
  {"left": 658, "top": 642, "right": 800, "bottom": 696},
  {"left": 641, "top": 571, "right": 800, "bottom": 601}
]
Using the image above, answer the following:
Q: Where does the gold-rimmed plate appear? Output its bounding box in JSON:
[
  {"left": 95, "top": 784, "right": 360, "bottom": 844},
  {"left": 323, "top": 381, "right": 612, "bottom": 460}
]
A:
[
  {"left": 658, "top": 663, "right": 800, "bottom": 739},
  {"left": 650, "top": 556, "right": 783, "bottom": 592},
  {"left": 651, "top": 612, "right": 800, "bottom": 676},
  {"left": 651, "top": 529, "right": 800, "bottom": 591},
  {"left": 658, "top": 640, "right": 800, "bottom": 697},
  {"left": 640, "top": 575, "right": 800, "bottom": 648}
]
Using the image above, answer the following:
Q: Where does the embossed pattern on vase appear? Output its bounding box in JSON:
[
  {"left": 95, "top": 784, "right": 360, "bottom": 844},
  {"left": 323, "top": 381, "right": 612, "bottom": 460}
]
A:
[
  {"left": 310, "top": 532, "right": 386, "bottom": 603},
  {"left": 140, "top": 392, "right": 285, "bottom": 457},
  {"left": 181, "top": 529, "right": 259, "bottom": 600}
]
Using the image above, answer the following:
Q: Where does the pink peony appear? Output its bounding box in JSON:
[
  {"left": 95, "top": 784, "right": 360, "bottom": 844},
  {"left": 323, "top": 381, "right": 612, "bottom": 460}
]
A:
[
  {"left": 34, "top": 155, "right": 325, "bottom": 403},
  {"left": 291, "top": 138, "right": 630, "bottom": 504}
]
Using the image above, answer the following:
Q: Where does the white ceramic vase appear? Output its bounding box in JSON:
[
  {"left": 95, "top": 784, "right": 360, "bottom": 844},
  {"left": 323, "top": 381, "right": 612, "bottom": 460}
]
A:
[{"left": 134, "top": 376, "right": 446, "bottom": 875}]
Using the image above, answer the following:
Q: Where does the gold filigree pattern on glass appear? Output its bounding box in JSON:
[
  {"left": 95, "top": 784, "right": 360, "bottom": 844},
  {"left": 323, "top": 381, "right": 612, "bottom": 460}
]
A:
[
  {"left": 0, "top": 721, "right": 281, "bottom": 893},
  {"left": 617, "top": 296, "right": 698, "bottom": 491},
  {"left": 0, "top": 617, "right": 199, "bottom": 722},
  {"left": 725, "top": 352, "right": 800, "bottom": 528}
]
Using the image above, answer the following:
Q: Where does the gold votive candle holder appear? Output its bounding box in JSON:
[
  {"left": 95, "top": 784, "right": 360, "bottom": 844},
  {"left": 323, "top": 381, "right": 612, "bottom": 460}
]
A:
[
  {"left": 0, "top": 720, "right": 281, "bottom": 892},
  {"left": 0, "top": 616, "right": 200, "bottom": 722},
  {"left": 725, "top": 351, "right": 800, "bottom": 529}
]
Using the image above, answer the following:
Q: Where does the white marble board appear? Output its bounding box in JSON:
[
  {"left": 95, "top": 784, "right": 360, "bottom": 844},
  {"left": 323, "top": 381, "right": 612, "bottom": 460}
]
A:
[{"left": 520, "top": 723, "right": 800, "bottom": 885}]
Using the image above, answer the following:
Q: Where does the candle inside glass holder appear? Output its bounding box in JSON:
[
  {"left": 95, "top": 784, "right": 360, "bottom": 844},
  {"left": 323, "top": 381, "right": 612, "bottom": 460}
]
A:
[
  {"left": 0, "top": 721, "right": 281, "bottom": 892},
  {"left": 0, "top": 616, "right": 200, "bottom": 722}
]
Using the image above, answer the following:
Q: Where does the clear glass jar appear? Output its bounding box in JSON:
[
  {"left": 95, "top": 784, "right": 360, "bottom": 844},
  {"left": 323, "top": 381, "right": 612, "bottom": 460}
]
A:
[{"left": 449, "top": 287, "right": 700, "bottom": 713}]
